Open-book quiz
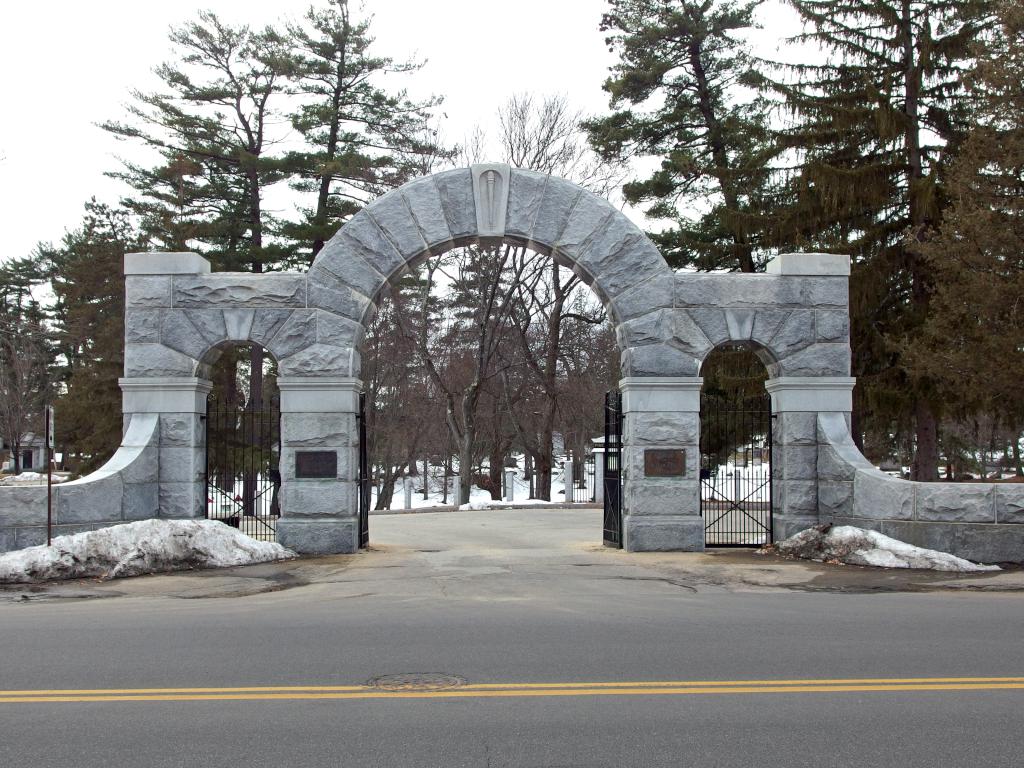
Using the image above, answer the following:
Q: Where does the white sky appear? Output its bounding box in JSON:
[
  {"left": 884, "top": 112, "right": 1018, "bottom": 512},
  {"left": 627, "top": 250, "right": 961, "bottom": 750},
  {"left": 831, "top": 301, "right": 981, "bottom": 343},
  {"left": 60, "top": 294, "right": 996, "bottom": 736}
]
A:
[{"left": 0, "top": 0, "right": 801, "bottom": 264}]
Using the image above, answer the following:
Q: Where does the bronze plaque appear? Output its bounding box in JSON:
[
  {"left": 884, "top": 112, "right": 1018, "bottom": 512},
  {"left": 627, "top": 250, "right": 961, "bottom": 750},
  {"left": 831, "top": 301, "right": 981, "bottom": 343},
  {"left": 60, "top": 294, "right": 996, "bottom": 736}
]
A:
[
  {"left": 644, "top": 449, "right": 686, "bottom": 477},
  {"left": 295, "top": 451, "right": 338, "bottom": 479}
]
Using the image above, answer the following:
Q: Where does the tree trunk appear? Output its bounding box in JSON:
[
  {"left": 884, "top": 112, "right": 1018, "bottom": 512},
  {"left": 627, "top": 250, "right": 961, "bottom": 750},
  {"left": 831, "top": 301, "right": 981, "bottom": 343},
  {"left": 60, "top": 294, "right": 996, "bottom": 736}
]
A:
[
  {"left": 310, "top": 3, "right": 350, "bottom": 260},
  {"left": 910, "top": 399, "right": 939, "bottom": 481},
  {"left": 442, "top": 453, "right": 450, "bottom": 504},
  {"left": 488, "top": 443, "right": 503, "bottom": 501},
  {"left": 459, "top": 432, "right": 473, "bottom": 504},
  {"left": 375, "top": 460, "right": 396, "bottom": 510},
  {"left": 536, "top": 425, "right": 554, "bottom": 502},
  {"left": 687, "top": 37, "right": 754, "bottom": 272}
]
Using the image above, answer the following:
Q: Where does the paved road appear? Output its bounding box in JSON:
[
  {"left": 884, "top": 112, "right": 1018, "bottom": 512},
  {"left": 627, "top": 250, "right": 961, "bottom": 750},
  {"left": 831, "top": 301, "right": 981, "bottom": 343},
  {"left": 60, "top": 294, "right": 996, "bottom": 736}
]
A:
[{"left": 2, "top": 508, "right": 1023, "bottom": 767}]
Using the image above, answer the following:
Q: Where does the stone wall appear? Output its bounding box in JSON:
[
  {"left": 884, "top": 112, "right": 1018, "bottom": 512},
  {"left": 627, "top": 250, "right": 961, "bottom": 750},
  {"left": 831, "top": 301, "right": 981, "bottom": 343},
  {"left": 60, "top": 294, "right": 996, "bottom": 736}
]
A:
[
  {"left": 0, "top": 414, "right": 160, "bottom": 552},
  {"left": 817, "top": 413, "right": 1024, "bottom": 563}
]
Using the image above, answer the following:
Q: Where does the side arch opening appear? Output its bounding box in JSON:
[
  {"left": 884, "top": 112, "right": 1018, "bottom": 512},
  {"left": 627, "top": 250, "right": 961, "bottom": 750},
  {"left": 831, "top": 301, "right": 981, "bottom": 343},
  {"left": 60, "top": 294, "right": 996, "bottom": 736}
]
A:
[
  {"left": 202, "top": 341, "right": 281, "bottom": 541},
  {"left": 699, "top": 343, "right": 773, "bottom": 547}
]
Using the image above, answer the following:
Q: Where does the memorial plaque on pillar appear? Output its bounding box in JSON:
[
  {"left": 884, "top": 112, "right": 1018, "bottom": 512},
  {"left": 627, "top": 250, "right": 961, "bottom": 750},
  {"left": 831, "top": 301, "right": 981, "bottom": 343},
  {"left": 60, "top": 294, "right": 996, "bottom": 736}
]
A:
[
  {"left": 295, "top": 450, "right": 337, "bottom": 479},
  {"left": 644, "top": 449, "right": 686, "bottom": 477}
]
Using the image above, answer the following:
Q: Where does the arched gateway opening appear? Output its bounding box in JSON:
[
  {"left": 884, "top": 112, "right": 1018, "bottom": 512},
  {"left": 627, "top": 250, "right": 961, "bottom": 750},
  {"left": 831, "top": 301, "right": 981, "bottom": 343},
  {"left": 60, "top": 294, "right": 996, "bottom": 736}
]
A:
[
  {"left": 202, "top": 343, "right": 281, "bottom": 541},
  {"left": 300, "top": 165, "right": 670, "bottom": 551},
  {"left": 104, "top": 165, "right": 858, "bottom": 558},
  {"left": 699, "top": 344, "right": 773, "bottom": 547}
]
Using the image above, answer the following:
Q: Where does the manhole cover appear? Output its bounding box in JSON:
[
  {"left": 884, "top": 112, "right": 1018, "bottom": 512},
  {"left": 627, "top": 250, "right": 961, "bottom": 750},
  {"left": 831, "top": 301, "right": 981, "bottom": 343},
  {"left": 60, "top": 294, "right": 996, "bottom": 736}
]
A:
[{"left": 367, "top": 673, "right": 467, "bottom": 691}]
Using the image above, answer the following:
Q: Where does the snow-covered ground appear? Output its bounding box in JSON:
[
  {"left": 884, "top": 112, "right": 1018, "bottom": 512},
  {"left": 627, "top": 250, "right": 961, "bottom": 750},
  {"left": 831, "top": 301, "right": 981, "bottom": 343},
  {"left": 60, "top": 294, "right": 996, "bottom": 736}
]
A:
[
  {"left": 374, "top": 461, "right": 592, "bottom": 509},
  {"left": 0, "top": 471, "right": 69, "bottom": 486},
  {"left": 770, "top": 525, "right": 1000, "bottom": 572},
  {"left": 700, "top": 463, "right": 770, "bottom": 502},
  {"left": 0, "top": 519, "right": 294, "bottom": 583}
]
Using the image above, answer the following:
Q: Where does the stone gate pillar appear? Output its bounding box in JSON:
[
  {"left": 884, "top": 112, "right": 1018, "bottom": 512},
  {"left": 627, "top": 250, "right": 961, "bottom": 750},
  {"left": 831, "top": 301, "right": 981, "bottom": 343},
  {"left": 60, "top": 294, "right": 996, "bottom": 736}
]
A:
[
  {"left": 764, "top": 377, "right": 856, "bottom": 539},
  {"left": 122, "top": 253, "right": 214, "bottom": 521},
  {"left": 620, "top": 377, "right": 703, "bottom": 551},
  {"left": 276, "top": 377, "right": 361, "bottom": 554}
]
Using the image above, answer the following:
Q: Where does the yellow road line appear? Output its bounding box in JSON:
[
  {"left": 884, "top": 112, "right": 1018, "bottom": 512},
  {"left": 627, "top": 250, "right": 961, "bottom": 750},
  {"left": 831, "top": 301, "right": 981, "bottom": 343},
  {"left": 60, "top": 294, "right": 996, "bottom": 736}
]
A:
[
  {"left": 454, "top": 676, "right": 1024, "bottom": 690},
  {"left": 3, "top": 676, "right": 1023, "bottom": 698},
  {"left": 1, "top": 680, "right": 1023, "bottom": 704},
  {"left": 0, "top": 685, "right": 368, "bottom": 696}
]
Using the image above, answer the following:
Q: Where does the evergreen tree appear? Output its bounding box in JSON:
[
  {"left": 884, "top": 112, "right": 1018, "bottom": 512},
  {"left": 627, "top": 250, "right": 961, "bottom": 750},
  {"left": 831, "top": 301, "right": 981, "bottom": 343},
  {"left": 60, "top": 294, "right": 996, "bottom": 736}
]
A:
[
  {"left": 101, "top": 11, "right": 292, "bottom": 272},
  {"left": 766, "top": 0, "right": 993, "bottom": 479},
  {"left": 102, "top": 11, "right": 301, "bottom": 430},
  {"left": 0, "top": 255, "right": 54, "bottom": 474},
  {"left": 45, "top": 200, "right": 147, "bottom": 473},
  {"left": 281, "top": 0, "right": 448, "bottom": 262},
  {"left": 911, "top": 1, "right": 1024, "bottom": 442},
  {"left": 585, "top": 0, "right": 777, "bottom": 272}
]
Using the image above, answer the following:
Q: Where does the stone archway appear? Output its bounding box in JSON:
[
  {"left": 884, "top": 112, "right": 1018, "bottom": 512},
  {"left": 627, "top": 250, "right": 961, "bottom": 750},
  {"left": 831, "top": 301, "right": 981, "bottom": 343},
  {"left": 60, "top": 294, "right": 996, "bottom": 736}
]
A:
[
  {"left": 5, "top": 165, "right": 1022, "bottom": 561},
  {"left": 97, "top": 167, "right": 862, "bottom": 557},
  {"left": 30, "top": 163, "right": 995, "bottom": 561},
  {"left": 279, "top": 165, "right": 683, "bottom": 552}
]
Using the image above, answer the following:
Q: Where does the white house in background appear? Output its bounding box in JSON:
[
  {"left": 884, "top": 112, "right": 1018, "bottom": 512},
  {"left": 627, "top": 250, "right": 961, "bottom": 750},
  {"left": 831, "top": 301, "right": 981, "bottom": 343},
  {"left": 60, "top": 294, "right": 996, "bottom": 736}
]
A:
[{"left": 0, "top": 433, "right": 46, "bottom": 473}]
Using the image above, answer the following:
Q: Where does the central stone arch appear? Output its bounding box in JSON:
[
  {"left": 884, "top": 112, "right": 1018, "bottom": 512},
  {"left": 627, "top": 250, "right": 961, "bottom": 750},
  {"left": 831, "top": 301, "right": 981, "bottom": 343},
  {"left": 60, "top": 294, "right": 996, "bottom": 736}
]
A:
[
  {"left": 305, "top": 164, "right": 680, "bottom": 377},
  {"left": 274, "top": 164, "right": 683, "bottom": 552}
]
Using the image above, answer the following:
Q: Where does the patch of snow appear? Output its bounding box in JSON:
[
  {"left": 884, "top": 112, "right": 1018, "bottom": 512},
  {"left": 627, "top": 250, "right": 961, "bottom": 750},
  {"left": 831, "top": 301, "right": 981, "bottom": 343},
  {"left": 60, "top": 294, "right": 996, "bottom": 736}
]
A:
[
  {"left": 0, "top": 519, "right": 295, "bottom": 583},
  {"left": 700, "top": 463, "right": 770, "bottom": 502},
  {"left": 770, "top": 525, "right": 1000, "bottom": 572},
  {"left": 0, "top": 472, "right": 68, "bottom": 486},
  {"left": 458, "top": 499, "right": 559, "bottom": 511},
  {"left": 374, "top": 458, "right": 591, "bottom": 509}
]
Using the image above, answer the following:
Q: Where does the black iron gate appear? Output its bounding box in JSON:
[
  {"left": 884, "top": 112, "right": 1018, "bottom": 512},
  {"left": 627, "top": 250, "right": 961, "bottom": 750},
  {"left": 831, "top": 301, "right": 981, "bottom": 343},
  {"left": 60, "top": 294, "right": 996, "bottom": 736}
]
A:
[
  {"left": 699, "top": 391, "right": 773, "bottom": 547},
  {"left": 205, "top": 394, "right": 281, "bottom": 541},
  {"left": 603, "top": 390, "right": 623, "bottom": 548},
  {"left": 357, "top": 391, "right": 370, "bottom": 548}
]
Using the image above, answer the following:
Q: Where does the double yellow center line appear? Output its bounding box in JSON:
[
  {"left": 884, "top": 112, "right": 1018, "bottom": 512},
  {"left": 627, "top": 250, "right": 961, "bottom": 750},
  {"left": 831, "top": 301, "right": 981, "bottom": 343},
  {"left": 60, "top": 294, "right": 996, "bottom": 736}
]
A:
[{"left": 1, "top": 677, "right": 1023, "bottom": 704}]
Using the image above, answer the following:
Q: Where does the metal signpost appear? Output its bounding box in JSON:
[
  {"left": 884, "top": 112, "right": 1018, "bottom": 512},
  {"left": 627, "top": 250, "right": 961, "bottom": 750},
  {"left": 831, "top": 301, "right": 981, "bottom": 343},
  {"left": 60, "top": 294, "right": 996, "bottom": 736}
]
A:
[{"left": 45, "top": 405, "right": 55, "bottom": 546}]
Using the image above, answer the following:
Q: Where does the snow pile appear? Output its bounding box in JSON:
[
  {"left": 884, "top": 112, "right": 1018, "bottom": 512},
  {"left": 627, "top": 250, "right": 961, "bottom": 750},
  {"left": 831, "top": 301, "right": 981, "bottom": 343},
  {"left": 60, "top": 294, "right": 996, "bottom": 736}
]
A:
[
  {"left": 0, "top": 519, "right": 295, "bottom": 583},
  {"left": 770, "top": 525, "right": 1000, "bottom": 572},
  {"left": 458, "top": 499, "right": 558, "bottom": 511},
  {"left": 0, "top": 472, "right": 67, "bottom": 486}
]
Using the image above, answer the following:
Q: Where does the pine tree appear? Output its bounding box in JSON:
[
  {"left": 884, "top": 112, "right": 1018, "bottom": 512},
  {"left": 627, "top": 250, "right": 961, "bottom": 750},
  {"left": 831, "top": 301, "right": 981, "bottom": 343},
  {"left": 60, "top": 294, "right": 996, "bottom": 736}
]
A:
[
  {"left": 585, "top": 0, "right": 777, "bottom": 272},
  {"left": 281, "top": 0, "right": 448, "bottom": 262},
  {"left": 0, "top": 255, "right": 55, "bottom": 475},
  {"left": 766, "top": 0, "right": 993, "bottom": 479},
  {"left": 911, "top": 1, "right": 1024, "bottom": 440},
  {"left": 101, "top": 11, "right": 292, "bottom": 272},
  {"left": 45, "top": 200, "right": 147, "bottom": 473}
]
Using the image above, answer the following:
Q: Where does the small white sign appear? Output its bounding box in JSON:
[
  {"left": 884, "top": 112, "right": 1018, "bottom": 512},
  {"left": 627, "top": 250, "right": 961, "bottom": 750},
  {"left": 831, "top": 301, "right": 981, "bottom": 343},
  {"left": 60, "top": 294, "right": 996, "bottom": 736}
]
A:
[{"left": 46, "top": 406, "right": 55, "bottom": 449}]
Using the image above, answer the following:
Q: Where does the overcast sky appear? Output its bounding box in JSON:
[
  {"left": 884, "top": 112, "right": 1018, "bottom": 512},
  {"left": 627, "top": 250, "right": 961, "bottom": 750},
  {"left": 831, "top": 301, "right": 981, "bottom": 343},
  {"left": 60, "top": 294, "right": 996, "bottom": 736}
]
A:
[{"left": 0, "top": 0, "right": 800, "bottom": 264}]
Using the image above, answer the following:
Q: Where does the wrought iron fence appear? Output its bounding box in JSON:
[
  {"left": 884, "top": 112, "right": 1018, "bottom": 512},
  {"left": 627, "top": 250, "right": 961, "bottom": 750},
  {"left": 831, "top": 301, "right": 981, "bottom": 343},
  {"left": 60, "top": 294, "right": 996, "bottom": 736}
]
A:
[{"left": 568, "top": 454, "right": 596, "bottom": 503}]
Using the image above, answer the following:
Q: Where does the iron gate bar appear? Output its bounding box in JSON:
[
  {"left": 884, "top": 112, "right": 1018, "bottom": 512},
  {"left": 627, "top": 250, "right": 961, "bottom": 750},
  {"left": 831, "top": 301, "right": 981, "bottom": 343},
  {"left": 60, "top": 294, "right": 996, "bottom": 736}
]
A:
[
  {"left": 357, "top": 391, "right": 370, "bottom": 549},
  {"left": 602, "top": 390, "right": 623, "bottom": 548},
  {"left": 703, "top": 479, "right": 772, "bottom": 529},
  {"left": 699, "top": 390, "right": 772, "bottom": 547}
]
